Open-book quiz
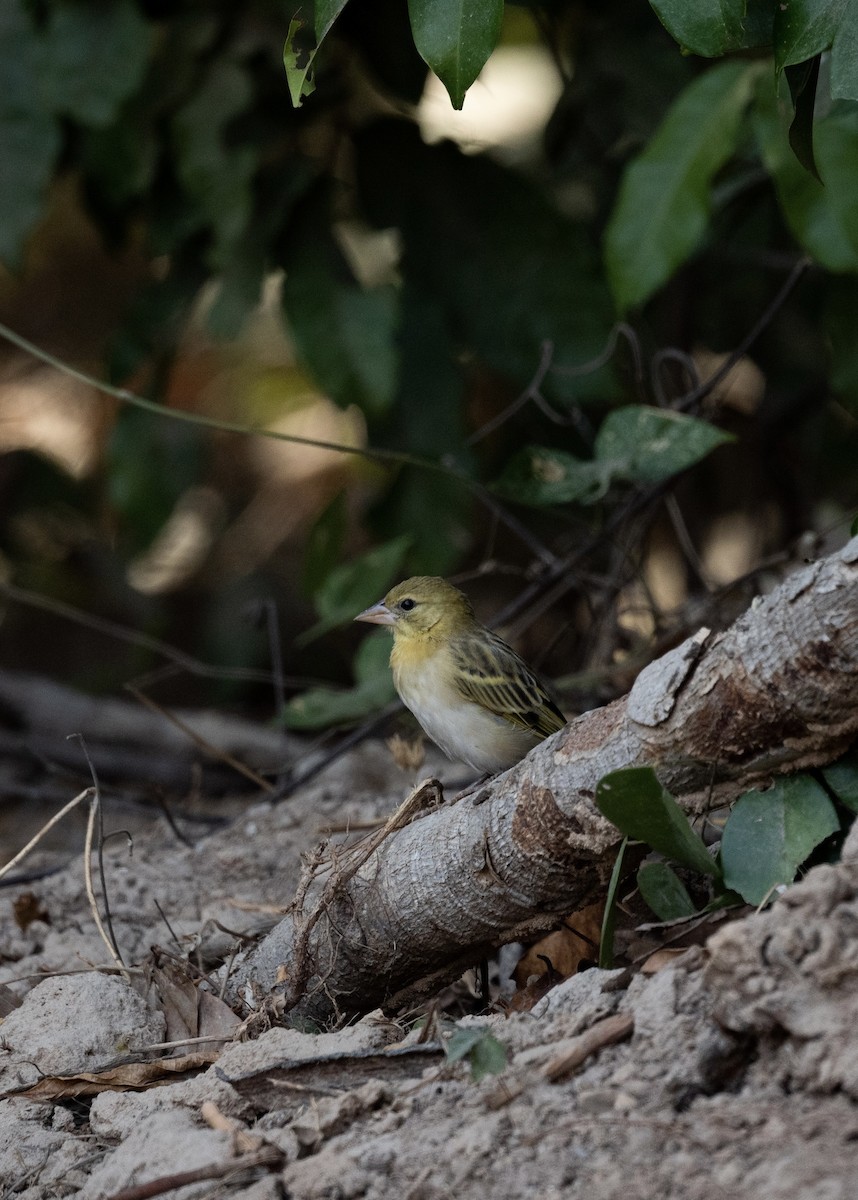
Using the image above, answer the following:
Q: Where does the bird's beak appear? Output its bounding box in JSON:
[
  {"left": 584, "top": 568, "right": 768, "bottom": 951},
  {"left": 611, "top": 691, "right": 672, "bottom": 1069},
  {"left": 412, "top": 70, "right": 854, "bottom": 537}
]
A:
[{"left": 354, "top": 601, "right": 396, "bottom": 626}]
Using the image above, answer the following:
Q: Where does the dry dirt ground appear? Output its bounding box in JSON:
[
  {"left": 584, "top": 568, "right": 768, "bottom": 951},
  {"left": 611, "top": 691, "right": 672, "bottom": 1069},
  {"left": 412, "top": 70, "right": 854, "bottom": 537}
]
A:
[{"left": 2, "top": 737, "right": 858, "bottom": 1200}]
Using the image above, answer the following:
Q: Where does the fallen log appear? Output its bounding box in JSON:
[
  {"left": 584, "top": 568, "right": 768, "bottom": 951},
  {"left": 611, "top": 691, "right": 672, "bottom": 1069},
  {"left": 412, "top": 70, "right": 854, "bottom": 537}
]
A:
[{"left": 229, "top": 538, "right": 858, "bottom": 1024}]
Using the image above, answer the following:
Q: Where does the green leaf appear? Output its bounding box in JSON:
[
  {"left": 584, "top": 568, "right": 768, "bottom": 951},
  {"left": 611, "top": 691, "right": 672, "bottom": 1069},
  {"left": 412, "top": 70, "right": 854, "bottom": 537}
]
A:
[
  {"left": 596, "top": 767, "right": 719, "bottom": 877},
  {"left": 355, "top": 123, "right": 614, "bottom": 406},
  {"left": 315, "top": 0, "right": 350, "bottom": 43},
  {"left": 492, "top": 448, "right": 610, "bottom": 508},
  {"left": 492, "top": 409, "right": 730, "bottom": 509},
  {"left": 637, "top": 861, "right": 698, "bottom": 921},
  {"left": 649, "top": 0, "right": 773, "bottom": 57},
  {"left": 832, "top": 3, "right": 858, "bottom": 99},
  {"left": 298, "top": 533, "right": 411, "bottom": 644},
  {"left": 38, "top": 0, "right": 153, "bottom": 128},
  {"left": 821, "top": 749, "right": 858, "bottom": 813},
  {"left": 605, "top": 61, "right": 759, "bottom": 312},
  {"left": 106, "top": 409, "right": 203, "bottom": 551},
  {"left": 0, "top": 4, "right": 61, "bottom": 268},
  {"left": 598, "top": 837, "right": 628, "bottom": 969},
  {"left": 303, "top": 492, "right": 348, "bottom": 598},
  {"left": 754, "top": 80, "right": 858, "bottom": 270},
  {"left": 595, "top": 406, "right": 734, "bottom": 483},
  {"left": 281, "top": 193, "right": 399, "bottom": 418},
  {"left": 774, "top": 0, "right": 847, "bottom": 71},
  {"left": 785, "top": 57, "right": 822, "bottom": 180},
  {"left": 172, "top": 60, "right": 257, "bottom": 268},
  {"left": 444, "top": 1026, "right": 507, "bottom": 1081},
  {"left": 721, "top": 775, "right": 840, "bottom": 905},
  {"left": 281, "top": 630, "right": 396, "bottom": 730},
  {"left": 407, "top": 0, "right": 503, "bottom": 109},
  {"left": 370, "top": 283, "right": 471, "bottom": 574},
  {"left": 283, "top": 15, "right": 318, "bottom": 108}
]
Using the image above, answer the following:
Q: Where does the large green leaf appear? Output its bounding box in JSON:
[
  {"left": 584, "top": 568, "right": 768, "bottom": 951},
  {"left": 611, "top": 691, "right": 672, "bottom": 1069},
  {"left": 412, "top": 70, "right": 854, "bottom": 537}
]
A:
[
  {"left": 38, "top": 0, "right": 153, "bottom": 128},
  {"left": 721, "top": 776, "right": 840, "bottom": 905},
  {"left": 281, "top": 631, "right": 396, "bottom": 730},
  {"left": 821, "top": 749, "right": 858, "bottom": 813},
  {"left": 407, "top": 0, "right": 503, "bottom": 109},
  {"left": 493, "top": 408, "right": 731, "bottom": 508},
  {"left": 649, "top": 0, "right": 773, "bottom": 56},
  {"left": 832, "top": 3, "right": 858, "bottom": 99},
  {"left": 596, "top": 767, "right": 719, "bottom": 877},
  {"left": 637, "top": 861, "right": 698, "bottom": 921},
  {"left": 605, "top": 61, "right": 759, "bottom": 312},
  {"left": 298, "top": 534, "right": 411, "bottom": 643},
  {"left": 595, "top": 406, "right": 734, "bottom": 483},
  {"left": 0, "top": 4, "right": 60, "bottom": 268},
  {"left": 754, "top": 79, "right": 858, "bottom": 270},
  {"left": 172, "top": 61, "right": 257, "bottom": 267},
  {"left": 370, "top": 283, "right": 471, "bottom": 575},
  {"left": 356, "top": 122, "right": 614, "bottom": 405},
  {"left": 303, "top": 492, "right": 348, "bottom": 598},
  {"left": 773, "top": 0, "right": 847, "bottom": 71},
  {"left": 281, "top": 192, "right": 399, "bottom": 419},
  {"left": 493, "top": 448, "right": 610, "bottom": 508}
]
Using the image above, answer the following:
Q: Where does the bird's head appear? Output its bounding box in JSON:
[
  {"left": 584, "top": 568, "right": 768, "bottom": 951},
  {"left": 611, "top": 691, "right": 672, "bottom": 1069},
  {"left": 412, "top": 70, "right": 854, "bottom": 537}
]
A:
[{"left": 354, "top": 576, "right": 475, "bottom": 640}]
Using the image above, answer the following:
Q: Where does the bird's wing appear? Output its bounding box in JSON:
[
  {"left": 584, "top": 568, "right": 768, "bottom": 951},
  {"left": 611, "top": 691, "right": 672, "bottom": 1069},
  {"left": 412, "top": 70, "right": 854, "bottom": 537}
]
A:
[{"left": 449, "top": 630, "right": 566, "bottom": 739}]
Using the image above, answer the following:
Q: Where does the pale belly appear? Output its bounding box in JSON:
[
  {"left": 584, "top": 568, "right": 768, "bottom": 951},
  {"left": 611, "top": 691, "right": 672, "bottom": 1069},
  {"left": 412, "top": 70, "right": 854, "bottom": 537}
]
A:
[{"left": 393, "top": 654, "right": 540, "bottom": 774}]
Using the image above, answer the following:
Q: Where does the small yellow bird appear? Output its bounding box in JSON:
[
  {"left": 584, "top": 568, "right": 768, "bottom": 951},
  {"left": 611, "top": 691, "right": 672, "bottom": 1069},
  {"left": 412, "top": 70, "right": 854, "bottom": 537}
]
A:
[{"left": 355, "top": 576, "right": 566, "bottom": 774}]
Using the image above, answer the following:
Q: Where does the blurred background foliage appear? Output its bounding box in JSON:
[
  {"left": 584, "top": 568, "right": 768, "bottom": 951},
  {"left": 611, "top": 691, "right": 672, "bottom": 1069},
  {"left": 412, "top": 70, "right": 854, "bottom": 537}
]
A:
[{"left": 0, "top": 0, "right": 856, "bottom": 735}]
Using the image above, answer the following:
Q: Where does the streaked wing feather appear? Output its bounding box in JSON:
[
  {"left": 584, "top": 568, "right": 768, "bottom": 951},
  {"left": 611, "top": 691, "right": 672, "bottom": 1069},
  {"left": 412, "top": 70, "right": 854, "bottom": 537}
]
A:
[{"left": 450, "top": 631, "right": 566, "bottom": 739}]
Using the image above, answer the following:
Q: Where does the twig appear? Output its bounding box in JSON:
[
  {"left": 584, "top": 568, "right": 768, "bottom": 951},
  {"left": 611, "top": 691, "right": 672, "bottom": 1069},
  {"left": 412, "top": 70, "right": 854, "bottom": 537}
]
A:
[
  {"left": 104, "top": 1148, "right": 281, "bottom": 1200},
  {"left": 271, "top": 699, "right": 403, "bottom": 801},
  {"left": 0, "top": 580, "right": 283, "bottom": 686},
  {"left": 676, "top": 255, "right": 811, "bottom": 414},
  {"left": 83, "top": 782, "right": 128, "bottom": 978},
  {"left": 72, "top": 736, "right": 126, "bottom": 971},
  {"left": 124, "top": 684, "right": 274, "bottom": 794},
  {"left": 0, "top": 320, "right": 556, "bottom": 566},
  {"left": 0, "top": 787, "right": 93, "bottom": 882},
  {"left": 467, "top": 339, "right": 556, "bottom": 445}
]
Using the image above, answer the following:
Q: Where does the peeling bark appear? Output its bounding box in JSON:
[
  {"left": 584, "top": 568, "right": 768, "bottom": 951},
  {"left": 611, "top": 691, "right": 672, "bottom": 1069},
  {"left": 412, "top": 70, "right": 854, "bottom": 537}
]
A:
[{"left": 230, "top": 539, "right": 858, "bottom": 1024}]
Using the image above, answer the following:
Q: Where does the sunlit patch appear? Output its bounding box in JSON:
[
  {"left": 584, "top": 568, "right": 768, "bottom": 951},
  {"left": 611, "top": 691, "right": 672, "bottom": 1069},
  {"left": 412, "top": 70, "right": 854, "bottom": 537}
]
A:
[
  {"left": 127, "top": 486, "right": 225, "bottom": 595},
  {"left": 417, "top": 45, "right": 563, "bottom": 160},
  {"left": 0, "top": 368, "right": 101, "bottom": 478}
]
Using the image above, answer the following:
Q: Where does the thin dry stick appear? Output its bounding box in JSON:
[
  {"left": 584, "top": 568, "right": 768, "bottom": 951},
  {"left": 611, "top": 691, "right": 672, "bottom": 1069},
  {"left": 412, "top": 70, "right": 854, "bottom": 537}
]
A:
[
  {"left": 72, "top": 735, "right": 126, "bottom": 969},
  {"left": 104, "top": 1148, "right": 282, "bottom": 1200},
  {"left": 0, "top": 319, "right": 556, "bottom": 566},
  {"left": 124, "top": 683, "right": 274, "bottom": 793},
  {"left": 0, "top": 787, "right": 93, "bottom": 882},
  {"left": 83, "top": 789, "right": 129, "bottom": 979}
]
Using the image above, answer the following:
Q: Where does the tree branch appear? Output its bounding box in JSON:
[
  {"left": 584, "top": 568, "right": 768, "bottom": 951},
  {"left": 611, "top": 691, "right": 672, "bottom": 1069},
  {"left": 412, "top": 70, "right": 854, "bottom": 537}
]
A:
[{"left": 229, "top": 539, "right": 858, "bottom": 1024}]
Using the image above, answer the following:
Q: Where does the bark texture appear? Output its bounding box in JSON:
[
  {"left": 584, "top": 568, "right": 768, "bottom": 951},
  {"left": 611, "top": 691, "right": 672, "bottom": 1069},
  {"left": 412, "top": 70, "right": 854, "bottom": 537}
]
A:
[{"left": 232, "top": 538, "right": 858, "bottom": 1023}]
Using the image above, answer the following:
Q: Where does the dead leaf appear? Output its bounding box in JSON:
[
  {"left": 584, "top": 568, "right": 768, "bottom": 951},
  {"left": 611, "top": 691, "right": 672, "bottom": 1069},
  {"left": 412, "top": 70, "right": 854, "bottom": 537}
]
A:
[
  {"left": 5, "top": 1050, "right": 218, "bottom": 1101},
  {"left": 640, "top": 948, "right": 690, "bottom": 974},
  {"left": 13, "top": 892, "right": 49, "bottom": 932},
  {"left": 504, "top": 959, "right": 564, "bottom": 1013},
  {"left": 513, "top": 901, "right": 604, "bottom": 990},
  {"left": 153, "top": 960, "right": 199, "bottom": 1041},
  {"left": 198, "top": 989, "right": 241, "bottom": 1040}
]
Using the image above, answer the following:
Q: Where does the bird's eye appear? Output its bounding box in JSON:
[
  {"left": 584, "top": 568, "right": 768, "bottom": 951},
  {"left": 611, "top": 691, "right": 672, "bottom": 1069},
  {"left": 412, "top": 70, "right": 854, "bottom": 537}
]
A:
[{"left": 399, "top": 598, "right": 416, "bottom": 612}]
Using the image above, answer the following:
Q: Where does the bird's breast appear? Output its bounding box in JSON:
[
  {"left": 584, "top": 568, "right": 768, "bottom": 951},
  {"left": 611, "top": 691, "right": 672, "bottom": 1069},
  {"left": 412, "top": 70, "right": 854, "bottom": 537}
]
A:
[{"left": 391, "top": 641, "right": 540, "bottom": 774}]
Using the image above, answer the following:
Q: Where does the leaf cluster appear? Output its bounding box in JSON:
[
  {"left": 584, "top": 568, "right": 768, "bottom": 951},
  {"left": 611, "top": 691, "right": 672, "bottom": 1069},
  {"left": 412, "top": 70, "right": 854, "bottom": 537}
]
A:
[{"left": 595, "top": 754, "right": 858, "bottom": 953}]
